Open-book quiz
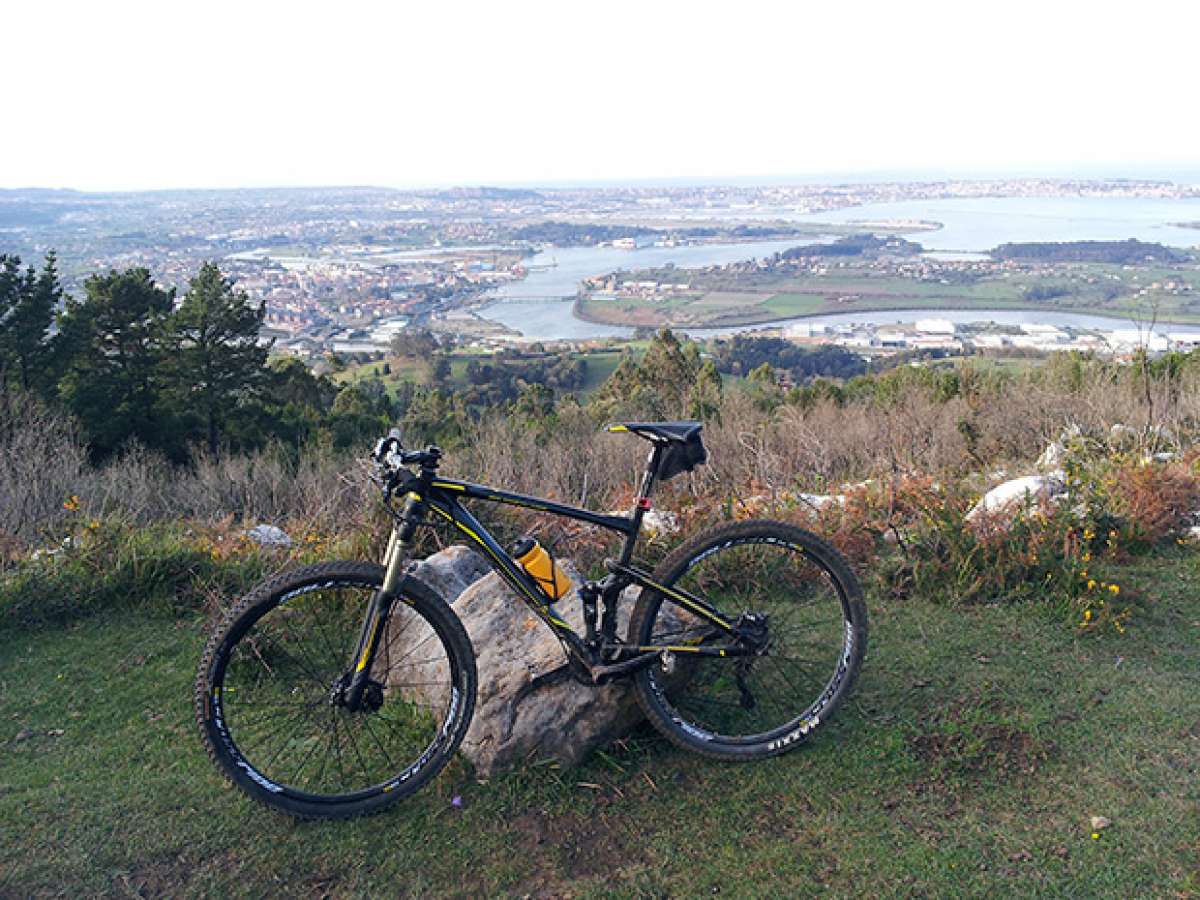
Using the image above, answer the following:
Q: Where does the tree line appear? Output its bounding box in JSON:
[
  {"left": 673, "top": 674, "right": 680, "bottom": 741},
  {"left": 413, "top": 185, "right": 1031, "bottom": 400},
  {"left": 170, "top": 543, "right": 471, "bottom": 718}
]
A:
[
  {"left": 5, "top": 251, "right": 923, "bottom": 466},
  {"left": 1, "top": 253, "right": 741, "bottom": 463},
  {"left": 708, "top": 335, "right": 867, "bottom": 382},
  {"left": 991, "top": 239, "right": 1189, "bottom": 264},
  {"left": 780, "top": 234, "right": 924, "bottom": 259},
  {"left": 2, "top": 255, "right": 275, "bottom": 460},
  {"left": 0, "top": 254, "right": 431, "bottom": 461}
]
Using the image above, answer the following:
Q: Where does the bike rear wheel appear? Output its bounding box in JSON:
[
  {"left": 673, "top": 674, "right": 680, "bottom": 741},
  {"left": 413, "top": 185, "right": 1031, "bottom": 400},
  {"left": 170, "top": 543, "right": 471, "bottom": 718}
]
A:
[
  {"left": 630, "top": 519, "right": 867, "bottom": 759},
  {"left": 195, "top": 561, "right": 476, "bottom": 819}
]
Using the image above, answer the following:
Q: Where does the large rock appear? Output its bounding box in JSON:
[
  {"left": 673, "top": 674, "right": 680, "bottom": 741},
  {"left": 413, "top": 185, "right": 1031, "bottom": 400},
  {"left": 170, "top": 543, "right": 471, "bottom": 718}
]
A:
[
  {"left": 243, "top": 524, "right": 292, "bottom": 547},
  {"left": 966, "top": 473, "right": 1066, "bottom": 523},
  {"left": 388, "top": 545, "right": 645, "bottom": 776},
  {"left": 409, "top": 543, "right": 490, "bottom": 600}
]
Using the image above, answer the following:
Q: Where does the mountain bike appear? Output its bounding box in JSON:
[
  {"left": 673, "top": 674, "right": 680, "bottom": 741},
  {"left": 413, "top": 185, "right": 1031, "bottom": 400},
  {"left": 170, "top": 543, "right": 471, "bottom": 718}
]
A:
[{"left": 195, "top": 422, "right": 868, "bottom": 819}]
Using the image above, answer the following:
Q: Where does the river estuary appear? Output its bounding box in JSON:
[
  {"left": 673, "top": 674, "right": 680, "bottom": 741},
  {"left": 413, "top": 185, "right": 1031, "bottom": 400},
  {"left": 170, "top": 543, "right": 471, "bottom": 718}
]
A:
[{"left": 478, "top": 196, "right": 1200, "bottom": 341}]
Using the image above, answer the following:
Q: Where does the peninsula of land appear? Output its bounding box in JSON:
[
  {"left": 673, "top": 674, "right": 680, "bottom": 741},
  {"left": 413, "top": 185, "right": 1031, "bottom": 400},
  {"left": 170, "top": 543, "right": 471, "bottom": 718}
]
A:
[{"left": 574, "top": 238, "right": 1200, "bottom": 329}]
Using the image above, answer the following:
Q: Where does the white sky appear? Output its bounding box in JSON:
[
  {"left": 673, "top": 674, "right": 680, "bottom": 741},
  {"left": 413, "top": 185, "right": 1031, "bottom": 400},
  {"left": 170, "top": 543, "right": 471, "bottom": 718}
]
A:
[{"left": 4, "top": 0, "right": 1198, "bottom": 191}]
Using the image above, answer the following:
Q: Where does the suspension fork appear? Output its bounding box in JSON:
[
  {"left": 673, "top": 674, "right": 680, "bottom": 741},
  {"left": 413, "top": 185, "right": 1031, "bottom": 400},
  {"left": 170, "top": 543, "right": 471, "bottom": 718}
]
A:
[{"left": 344, "top": 525, "right": 410, "bottom": 710}]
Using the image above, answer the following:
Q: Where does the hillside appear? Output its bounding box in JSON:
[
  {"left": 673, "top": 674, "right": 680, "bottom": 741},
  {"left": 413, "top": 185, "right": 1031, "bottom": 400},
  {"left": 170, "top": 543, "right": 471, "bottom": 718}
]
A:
[
  {"left": 2, "top": 538, "right": 1197, "bottom": 895},
  {"left": 5, "top": 328, "right": 1200, "bottom": 895}
]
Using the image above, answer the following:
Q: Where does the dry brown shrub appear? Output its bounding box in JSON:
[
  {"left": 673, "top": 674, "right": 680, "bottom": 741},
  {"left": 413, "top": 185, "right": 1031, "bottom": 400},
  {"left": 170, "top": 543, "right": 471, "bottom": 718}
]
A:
[
  {"left": 1107, "top": 457, "right": 1200, "bottom": 544},
  {"left": 0, "top": 396, "right": 89, "bottom": 544}
]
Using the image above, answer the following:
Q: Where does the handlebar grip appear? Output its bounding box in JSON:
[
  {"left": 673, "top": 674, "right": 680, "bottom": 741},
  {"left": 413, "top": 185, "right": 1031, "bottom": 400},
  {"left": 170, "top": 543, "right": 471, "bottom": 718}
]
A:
[{"left": 372, "top": 430, "right": 404, "bottom": 463}]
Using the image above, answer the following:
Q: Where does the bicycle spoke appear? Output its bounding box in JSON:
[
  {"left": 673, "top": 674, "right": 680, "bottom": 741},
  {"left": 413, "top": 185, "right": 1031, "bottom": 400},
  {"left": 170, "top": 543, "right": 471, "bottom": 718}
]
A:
[
  {"left": 207, "top": 571, "right": 467, "bottom": 806},
  {"left": 642, "top": 531, "right": 855, "bottom": 743},
  {"left": 362, "top": 717, "right": 396, "bottom": 772}
]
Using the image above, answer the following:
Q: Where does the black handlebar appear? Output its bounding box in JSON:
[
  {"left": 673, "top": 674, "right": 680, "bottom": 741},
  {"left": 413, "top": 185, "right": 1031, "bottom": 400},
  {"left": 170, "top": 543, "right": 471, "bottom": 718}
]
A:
[
  {"left": 400, "top": 447, "right": 441, "bottom": 467},
  {"left": 371, "top": 431, "right": 441, "bottom": 476}
]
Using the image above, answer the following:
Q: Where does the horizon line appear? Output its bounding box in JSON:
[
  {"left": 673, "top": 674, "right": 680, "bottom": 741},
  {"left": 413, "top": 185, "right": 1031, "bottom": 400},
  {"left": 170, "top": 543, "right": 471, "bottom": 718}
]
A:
[{"left": 5, "top": 164, "right": 1200, "bottom": 196}]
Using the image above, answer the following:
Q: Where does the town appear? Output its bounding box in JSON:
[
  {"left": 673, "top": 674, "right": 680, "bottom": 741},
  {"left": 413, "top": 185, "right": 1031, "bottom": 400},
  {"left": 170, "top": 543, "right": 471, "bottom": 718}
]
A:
[{"left": 3, "top": 178, "right": 1200, "bottom": 361}]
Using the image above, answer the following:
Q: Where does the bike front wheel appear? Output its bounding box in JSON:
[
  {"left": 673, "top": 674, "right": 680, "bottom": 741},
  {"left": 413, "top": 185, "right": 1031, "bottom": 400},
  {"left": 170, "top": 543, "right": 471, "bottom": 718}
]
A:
[
  {"left": 630, "top": 519, "right": 867, "bottom": 759},
  {"left": 195, "top": 561, "right": 476, "bottom": 819}
]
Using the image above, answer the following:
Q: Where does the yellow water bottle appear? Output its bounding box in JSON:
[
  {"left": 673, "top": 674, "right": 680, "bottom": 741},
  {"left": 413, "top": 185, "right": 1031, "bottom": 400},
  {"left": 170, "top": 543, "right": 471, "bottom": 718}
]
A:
[{"left": 512, "top": 537, "right": 572, "bottom": 601}]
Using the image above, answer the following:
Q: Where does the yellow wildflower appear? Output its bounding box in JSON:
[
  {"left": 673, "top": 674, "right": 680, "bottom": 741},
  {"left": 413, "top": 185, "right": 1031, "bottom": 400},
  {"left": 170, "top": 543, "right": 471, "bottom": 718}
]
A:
[
  {"left": 1108, "top": 584, "right": 1120, "bottom": 595},
  {"left": 1084, "top": 609, "right": 1092, "bottom": 621},
  {"left": 1087, "top": 579, "right": 1097, "bottom": 591}
]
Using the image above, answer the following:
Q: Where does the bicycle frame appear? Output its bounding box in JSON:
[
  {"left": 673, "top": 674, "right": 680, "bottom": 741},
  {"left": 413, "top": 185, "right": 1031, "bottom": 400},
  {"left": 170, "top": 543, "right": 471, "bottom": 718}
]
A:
[{"left": 340, "top": 446, "right": 749, "bottom": 704}]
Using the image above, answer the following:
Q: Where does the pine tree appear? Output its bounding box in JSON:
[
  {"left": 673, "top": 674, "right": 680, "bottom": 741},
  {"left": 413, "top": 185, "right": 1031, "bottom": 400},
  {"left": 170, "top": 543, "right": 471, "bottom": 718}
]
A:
[
  {"left": 0, "top": 253, "right": 63, "bottom": 396},
  {"left": 169, "top": 262, "right": 269, "bottom": 456},
  {"left": 591, "top": 329, "right": 708, "bottom": 420},
  {"left": 427, "top": 352, "right": 452, "bottom": 386},
  {"left": 689, "top": 359, "right": 724, "bottom": 422},
  {"left": 56, "top": 267, "right": 176, "bottom": 458}
]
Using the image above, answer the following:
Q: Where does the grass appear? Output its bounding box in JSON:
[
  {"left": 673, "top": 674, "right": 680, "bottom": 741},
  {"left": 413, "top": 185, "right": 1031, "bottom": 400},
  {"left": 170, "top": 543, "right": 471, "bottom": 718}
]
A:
[{"left": 3, "top": 540, "right": 1199, "bottom": 896}]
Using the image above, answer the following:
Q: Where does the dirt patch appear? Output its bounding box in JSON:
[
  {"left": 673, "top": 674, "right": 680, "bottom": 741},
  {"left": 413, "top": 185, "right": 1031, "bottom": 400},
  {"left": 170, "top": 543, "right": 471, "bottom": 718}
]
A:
[
  {"left": 111, "top": 859, "right": 185, "bottom": 898},
  {"left": 507, "top": 805, "right": 647, "bottom": 884},
  {"left": 907, "top": 692, "right": 1052, "bottom": 778},
  {"left": 909, "top": 724, "right": 1048, "bottom": 777}
]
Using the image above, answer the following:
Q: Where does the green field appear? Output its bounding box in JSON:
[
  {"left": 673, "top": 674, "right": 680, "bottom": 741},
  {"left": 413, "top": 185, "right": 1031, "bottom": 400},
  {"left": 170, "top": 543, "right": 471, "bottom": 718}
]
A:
[
  {"left": 577, "top": 262, "right": 1200, "bottom": 329},
  {"left": 3, "top": 547, "right": 1198, "bottom": 896},
  {"left": 335, "top": 347, "right": 629, "bottom": 400}
]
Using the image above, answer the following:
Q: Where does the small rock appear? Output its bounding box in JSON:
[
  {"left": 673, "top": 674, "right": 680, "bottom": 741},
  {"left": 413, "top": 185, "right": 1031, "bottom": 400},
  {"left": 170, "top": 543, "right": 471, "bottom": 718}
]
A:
[
  {"left": 1147, "top": 423, "right": 1176, "bottom": 444},
  {"left": 1036, "top": 441, "right": 1065, "bottom": 471},
  {"left": 641, "top": 508, "right": 680, "bottom": 536},
  {"left": 794, "top": 492, "right": 844, "bottom": 510},
  {"left": 1108, "top": 423, "right": 1139, "bottom": 449},
  {"left": 966, "top": 473, "right": 1066, "bottom": 523},
  {"left": 243, "top": 524, "right": 293, "bottom": 547},
  {"left": 605, "top": 508, "right": 680, "bottom": 536},
  {"left": 1090, "top": 816, "right": 1112, "bottom": 830}
]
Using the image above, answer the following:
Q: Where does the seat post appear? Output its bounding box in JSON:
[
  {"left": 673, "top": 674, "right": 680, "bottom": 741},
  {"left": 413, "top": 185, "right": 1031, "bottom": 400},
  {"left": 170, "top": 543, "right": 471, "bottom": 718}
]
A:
[{"left": 619, "top": 443, "right": 664, "bottom": 565}]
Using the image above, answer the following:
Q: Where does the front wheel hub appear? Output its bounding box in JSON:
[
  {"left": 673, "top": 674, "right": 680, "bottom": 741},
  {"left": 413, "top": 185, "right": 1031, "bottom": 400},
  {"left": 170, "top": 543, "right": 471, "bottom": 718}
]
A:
[
  {"left": 328, "top": 675, "right": 385, "bottom": 712},
  {"left": 360, "top": 679, "right": 385, "bottom": 712}
]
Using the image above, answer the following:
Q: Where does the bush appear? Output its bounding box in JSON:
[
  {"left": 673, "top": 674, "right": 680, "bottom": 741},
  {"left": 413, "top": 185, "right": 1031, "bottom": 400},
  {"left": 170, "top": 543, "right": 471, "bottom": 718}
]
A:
[
  {"left": 0, "top": 510, "right": 387, "bottom": 629},
  {"left": 0, "top": 521, "right": 266, "bottom": 628}
]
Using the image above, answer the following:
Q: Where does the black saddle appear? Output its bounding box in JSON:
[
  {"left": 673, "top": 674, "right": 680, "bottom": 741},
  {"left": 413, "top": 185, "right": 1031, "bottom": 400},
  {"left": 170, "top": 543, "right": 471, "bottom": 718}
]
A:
[
  {"left": 607, "top": 421, "right": 707, "bottom": 480},
  {"left": 608, "top": 421, "right": 702, "bottom": 443}
]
